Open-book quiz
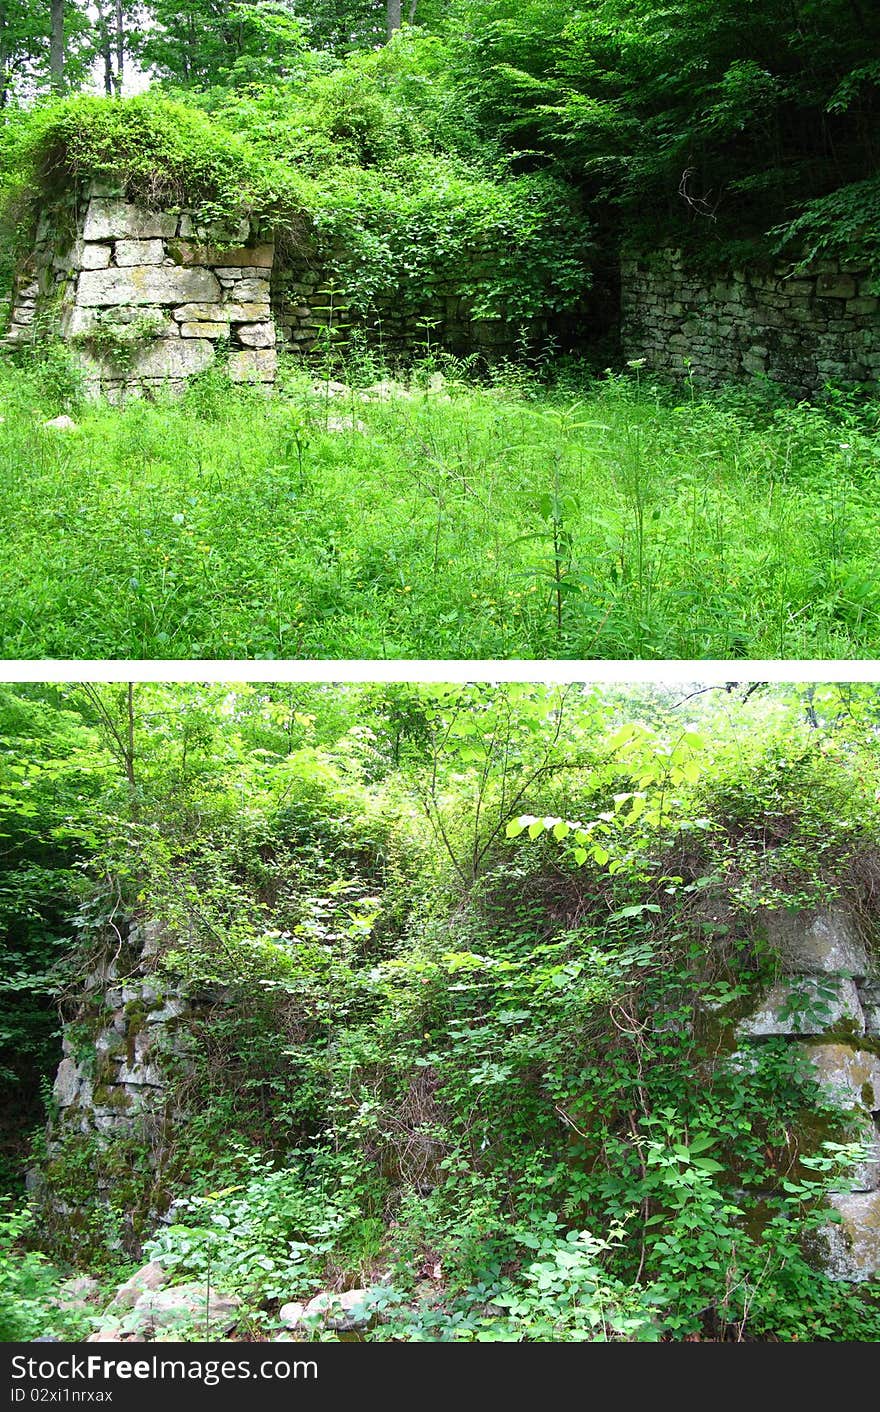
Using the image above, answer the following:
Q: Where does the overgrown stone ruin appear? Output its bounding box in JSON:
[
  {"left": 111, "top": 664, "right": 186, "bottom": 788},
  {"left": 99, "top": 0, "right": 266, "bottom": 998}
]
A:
[
  {"left": 730, "top": 907, "right": 880, "bottom": 1280},
  {"left": 4, "top": 187, "right": 277, "bottom": 401},
  {"left": 2, "top": 183, "right": 559, "bottom": 399},
  {"left": 46, "top": 918, "right": 196, "bottom": 1145},
  {"left": 621, "top": 249, "right": 880, "bottom": 395},
  {"left": 7, "top": 184, "right": 879, "bottom": 397},
  {"left": 41, "top": 904, "right": 880, "bottom": 1284}
]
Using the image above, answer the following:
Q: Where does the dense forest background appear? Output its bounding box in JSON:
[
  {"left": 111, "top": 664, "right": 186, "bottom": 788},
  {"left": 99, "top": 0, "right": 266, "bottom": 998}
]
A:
[
  {"left": 2, "top": 681, "right": 880, "bottom": 1341},
  {"left": 2, "top": 1, "right": 880, "bottom": 300}
]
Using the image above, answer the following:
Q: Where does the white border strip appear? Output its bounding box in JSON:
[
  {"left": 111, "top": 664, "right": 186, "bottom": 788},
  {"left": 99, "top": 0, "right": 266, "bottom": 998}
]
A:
[{"left": 1, "top": 660, "right": 879, "bottom": 683}]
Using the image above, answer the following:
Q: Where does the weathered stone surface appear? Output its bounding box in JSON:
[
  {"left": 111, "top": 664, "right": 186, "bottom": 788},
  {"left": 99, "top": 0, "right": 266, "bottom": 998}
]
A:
[
  {"left": 823, "top": 1191, "right": 880, "bottom": 1280},
  {"left": 52, "top": 1058, "right": 81, "bottom": 1107},
  {"left": 231, "top": 278, "right": 271, "bottom": 303},
  {"left": 109, "top": 1261, "right": 168, "bottom": 1311},
  {"left": 173, "top": 302, "right": 269, "bottom": 324},
  {"left": 43, "top": 414, "right": 79, "bottom": 433},
  {"left": 228, "top": 348, "right": 277, "bottom": 382},
  {"left": 129, "top": 338, "right": 214, "bottom": 379},
  {"left": 846, "top": 1113, "right": 880, "bottom": 1191},
  {"left": 80, "top": 244, "right": 112, "bottom": 270},
  {"left": 180, "top": 321, "right": 229, "bottom": 339},
  {"left": 278, "top": 1301, "right": 305, "bottom": 1328},
  {"left": 78, "top": 266, "right": 221, "bottom": 307},
  {"left": 67, "top": 306, "right": 178, "bottom": 340},
  {"left": 765, "top": 909, "right": 869, "bottom": 978},
  {"left": 172, "top": 242, "right": 273, "bottom": 269},
  {"left": 83, "top": 200, "right": 178, "bottom": 241},
  {"left": 801, "top": 1044, "right": 880, "bottom": 1111},
  {"left": 737, "top": 976, "right": 864, "bottom": 1038},
  {"left": 222, "top": 243, "right": 273, "bottom": 268},
  {"left": 132, "top": 1284, "right": 240, "bottom": 1333},
  {"left": 52, "top": 1275, "right": 100, "bottom": 1310},
  {"left": 114, "top": 239, "right": 165, "bottom": 267},
  {"left": 237, "top": 322, "right": 275, "bottom": 348},
  {"left": 128, "top": 919, "right": 169, "bottom": 958},
  {"left": 302, "top": 1289, "right": 374, "bottom": 1331},
  {"left": 621, "top": 249, "right": 880, "bottom": 392},
  {"left": 862, "top": 983, "right": 880, "bottom": 1036}
]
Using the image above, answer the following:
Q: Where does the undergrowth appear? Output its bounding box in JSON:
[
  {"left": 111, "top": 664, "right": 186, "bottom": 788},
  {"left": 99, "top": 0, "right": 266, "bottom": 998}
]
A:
[
  {"left": 0, "top": 358, "right": 878, "bottom": 658},
  {"left": 3, "top": 684, "right": 880, "bottom": 1341}
]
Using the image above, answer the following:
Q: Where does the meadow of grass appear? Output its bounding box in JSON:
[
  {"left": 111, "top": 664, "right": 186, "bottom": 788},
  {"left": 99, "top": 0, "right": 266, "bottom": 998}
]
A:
[{"left": 1, "top": 354, "right": 879, "bottom": 659}]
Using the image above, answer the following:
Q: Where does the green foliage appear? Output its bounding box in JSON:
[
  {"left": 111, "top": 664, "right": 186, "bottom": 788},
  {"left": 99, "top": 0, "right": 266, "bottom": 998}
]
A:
[
  {"left": 0, "top": 1201, "right": 91, "bottom": 1340},
  {"left": 144, "top": 1151, "right": 364, "bottom": 1307},
  {"left": 1, "top": 365, "right": 879, "bottom": 659},
  {"left": 6, "top": 681, "right": 880, "bottom": 1343},
  {"left": 445, "top": 0, "right": 880, "bottom": 269},
  {"left": 1, "top": 93, "right": 293, "bottom": 233}
]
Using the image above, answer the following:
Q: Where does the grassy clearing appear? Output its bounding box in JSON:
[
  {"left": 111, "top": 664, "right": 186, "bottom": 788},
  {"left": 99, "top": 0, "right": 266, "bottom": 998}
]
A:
[{"left": 1, "top": 358, "right": 879, "bottom": 659}]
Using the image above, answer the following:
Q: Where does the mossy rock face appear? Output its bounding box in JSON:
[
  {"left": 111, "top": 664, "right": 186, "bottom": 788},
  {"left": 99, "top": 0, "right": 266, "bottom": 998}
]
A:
[
  {"left": 737, "top": 976, "right": 865, "bottom": 1039},
  {"left": 800, "top": 1043, "right": 880, "bottom": 1113},
  {"left": 824, "top": 1191, "right": 880, "bottom": 1281}
]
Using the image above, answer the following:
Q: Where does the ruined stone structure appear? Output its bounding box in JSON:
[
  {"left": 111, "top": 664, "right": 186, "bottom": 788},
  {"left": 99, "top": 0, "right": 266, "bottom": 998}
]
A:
[
  {"left": 621, "top": 249, "right": 880, "bottom": 394},
  {"left": 271, "top": 251, "right": 554, "bottom": 362},
  {"left": 732, "top": 907, "right": 880, "bottom": 1280},
  {"left": 46, "top": 919, "right": 198, "bottom": 1150},
  {"left": 43, "top": 904, "right": 880, "bottom": 1282},
  {"left": 4, "top": 187, "right": 277, "bottom": 400},
  {"left": 6, "top": 186, "right": 880, "bottom": 395},
  {"left": 3, "top": 184, "right": 561, "bottom": 396}
]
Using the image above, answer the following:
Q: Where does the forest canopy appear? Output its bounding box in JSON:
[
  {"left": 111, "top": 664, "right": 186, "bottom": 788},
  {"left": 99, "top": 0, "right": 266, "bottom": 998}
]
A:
[{"left": 1, "top": 1, "right": 879, "bottom": 279}]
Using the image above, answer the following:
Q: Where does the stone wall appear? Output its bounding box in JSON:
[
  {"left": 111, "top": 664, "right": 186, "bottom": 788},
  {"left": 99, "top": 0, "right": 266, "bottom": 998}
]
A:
[
  {"left": 730, "top": 907, "right": 880, "bottom": 1280},
  {"left": 41, "top": 903, "right": 880, "bottom": 1283},
  {"left": 46, "top": 919, "right": 197, "bottom": 1149},
  {"left": 3, "top": 187, "right": 277, "bottom": 399},
  {"left": 621, "top": 249, "right": 880, "bottom": 394},
  {"left": 3, "top": 187, "right": 587, "bottom": 392},
  {"left": 271, "top": 251, "right": 558, "bottom": 363}
]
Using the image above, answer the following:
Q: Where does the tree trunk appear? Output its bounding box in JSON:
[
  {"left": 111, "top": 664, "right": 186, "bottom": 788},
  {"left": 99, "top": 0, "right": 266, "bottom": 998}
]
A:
[
  {"left": 50, "top": 0, "right": 64, "bottom": 93},
  {"left": 387, "top": 0, "right": 402, "bottom": 41},
  {"left": 94, "top": 2, "right": 114, "bottom": 93},
  {"left": 115, "top": 0, "right": 124, "bottom": 94}
]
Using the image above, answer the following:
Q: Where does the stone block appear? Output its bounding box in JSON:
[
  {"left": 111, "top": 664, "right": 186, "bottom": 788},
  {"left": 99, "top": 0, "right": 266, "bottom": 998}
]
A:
[
  {"left": 231, "top": 278, "right": 271, "bottom": 303},
  {"left": 66, "top": 306, "right": 178, "bottom": 340},
  {"left": 801, "top": 1043, "right": 880, "bottom": 1111},
  {"left": 80, "top": 244, "right": 112, "bottom": 270},
  {"left": 823, "top": 1191, "right": 880, "bottom": 1280},
  {"left": 816, "top": 275, "right": 857, "bottom": 300},
  {"left": 173, "top": 242, "right": 273, "bottom": 269},
  {"left": 53, "top": 1057, "right": 81, "bottom": 1107},
  {"left": 848, "top": 1114, "right": 880, "bottom": 1190},
  {"left": 114, "top": 239, "right": 165, "bottom": 267},
  {"left": 228, "top": 349, "right": 277, "bottom": 382},
  {"left": 764, "top": 908, "right": 869, "bottom": 978},
  {"left": 862, "top": 983, "right": 880, "bottom": 1035},
  {"left": 129, "top": 338, "right": 215, "bottom": 379},
  {"left": 109, "top": 1261, "right": 168, "bottom": 1311},
  {"left": 78, "top": 266, "right": 221, "bottom": 307},
  {"left": 132, "top": 1285, "right": 240, "bottom": 1333},
  {"left": 737, "top": 975, "right": 864, "bottom": 1039},
  {"left": 83, "top": 199, "right": 178, "bottom": 242},
  {"left": 237, "top": 322, "right": 275, "bottom": 348},
  {"left": 180, "top": 321, "right": 229, "bottom": 339},
  {"left": 174, "top": 302, "right": 269, "bottom": 324}
]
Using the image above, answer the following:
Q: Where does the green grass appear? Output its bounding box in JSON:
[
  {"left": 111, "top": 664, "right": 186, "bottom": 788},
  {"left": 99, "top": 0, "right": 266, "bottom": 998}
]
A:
[{"left": 1, "top": 356, "right": 879, "bottom": 658}]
